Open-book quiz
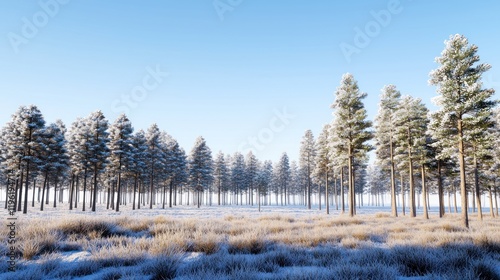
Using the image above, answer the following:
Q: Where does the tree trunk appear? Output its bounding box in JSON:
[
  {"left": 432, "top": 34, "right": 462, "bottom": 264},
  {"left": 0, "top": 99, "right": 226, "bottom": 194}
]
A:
[
  {"left": 82, "top": 169, "right": 88, "bottom": 211},
  {"left": 53, "top": 177, "right": 58, "bottom": 208},
  {"left": 341, "top": 167, "right": 345, "bottom": 214},
  {"left": 116, "top": 165, "right": 122, "bottom": 212},
  {"left": 390, "top": 138, "right": 397, "bottom": 217},
  {"left": 31, "top": 178, "right": 36, "bottom": 207},
  {"left": 488, "top": 186, "right": 494, "bottom": 218},
  {"left": 437, "top": 160, "right": 445, "bottom": 218},
  {"left": 40, "top": 173, "right": 48, "bottom": 211},
  {"left": 325, "top": 171, "right": 329, "bottom": 215},
  {"left": 474, "top": 154, "right": 482, "bottom": 220},
  {"left": 421, "top": 165, "right": 428, "bottom": 219},
  {"left": 401, "top": 174, "right": 405, "bottom": 216},
  {"left": 457, "top": 119, "right": 469, "bottom": 228}
]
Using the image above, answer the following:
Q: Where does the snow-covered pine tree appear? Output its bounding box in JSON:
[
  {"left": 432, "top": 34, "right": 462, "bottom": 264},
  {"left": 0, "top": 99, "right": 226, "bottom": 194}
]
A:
[
  {"left": 130, "top": 130, "right": 148, "bottom": 210},
  {"left": 0, "top": 119, "right": 23, "bottom": 212},
  {"left": 158, "top": 132, "right": 174, "bottom": 209},
  {"left": 255, "top": 160, "right": 272, "bottom": 212},
  {"left": 427, "top": 110, "right": 457, "bottom": 218},
  {"left": 313, "top": 124, "right": 331, "bottom": 213},
  {"left": 231, "top": 152, "right": 246, "bottom": 205},
  {"left": 275, "top": 152, "right": 291, "bottom": 206},
  {"left": 374, "top": 85, "right": 401, "bottom": 217},
  {"left": 167, "top": 138, "right": 188, "bottom": 208},
  {"left": 329, "top": 120, "right": 348, "bottom": 213},
  {"left": 429, "top": 34, "right": 496, "bottom": 228},
  {"left": 40, "top": 121, "right": 69, "bottom": 209},
  {"left": 331, "top": 73, "right": 373, "bottom": 217},
  {"left": 145, "top": 124, "right": 163, "bottom": 209},
  {"left": 9, "top": 105, "right": 46, "bottom": 214},
  {"left": 86, "top": 111, "right": 110, "bottom": 212},
  {"left": 213, "top": 151, "right": 229, "bottom": 206},
  {"left": 245, "top": 151, "right": 258, "bottom": 206},
  {"left": 188, "top": 136, "right": 213, "bottom": 208},
  {"left": 299, "top": 130, "right": 315, "bottom": 210},
  {"left": 393, "top": 95, "right": 429, "bottom": 218},
  {"left": 108, "top": 114, "right": 134, "bottom": 212}
]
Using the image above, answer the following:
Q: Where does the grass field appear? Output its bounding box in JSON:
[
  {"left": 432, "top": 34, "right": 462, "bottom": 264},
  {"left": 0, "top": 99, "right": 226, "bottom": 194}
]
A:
[{"left": 1, "top": 205, "right": 499, "bottom": 279}]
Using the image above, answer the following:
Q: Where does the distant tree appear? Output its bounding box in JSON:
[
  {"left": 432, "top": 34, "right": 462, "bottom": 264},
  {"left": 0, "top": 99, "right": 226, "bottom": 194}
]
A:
[
  {"left": 145, "top": 124, "right": 164, "bottom": 209},
  {"left": 245, "top": 151, "right": 258, "bottom": 206},
  {"left": 331, "top": 73, "right": 373, "bottom": 217},
  {"left": 299, "top": 130, "right": 315, "bottom": 209},
  {"left": 256, "top": 160, "right": 272, "bottom": 212},
  {"left": 40, "top": 121, "right": 69, "bottom": 209},
  {"left": 213, "top": 151, "right": 230, "bottom": 205},
  {"left": 314, "top": 124, "right": 331, "bottom": 213},
  {"left": 168, "top": 138, "right": 188, "bottom": 208},
  {"left": 394, "top": 96, "right": 429, "bottom": 218},
  {"left": 66, "top": 118, "right": 91, "bottom": 210},
  {"left": 188, "top": 136, "right": 213, "bottom": 208},
  {"left": 374, "top": 85, "right": 401, "bottom": 217},
  {"left": 87, "top": 111, "right": 110, "bottom": 212},
  {"left": 429, "top": 34, "right": 496, "bottom": 227},
  {"left": 275, "top": 152, "right": 291, "bottom": 205},
  {"left": 7, "top": 106, "right": 46, "bottom": 214},
  {"left": 108, "top": 114, "right": 134, "bottom": 212},
  {"left": 130, "top": 130, "right": 148, "bottom": 210},
  {"left": 231, "top": 152, "right": 246, "bottom": 205}
]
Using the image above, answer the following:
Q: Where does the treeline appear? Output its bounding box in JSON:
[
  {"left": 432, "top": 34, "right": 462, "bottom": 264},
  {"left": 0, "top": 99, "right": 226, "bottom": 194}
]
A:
[
  {"left": 0, "top": 107, "right": 313, "bottom": 215},
  {"left": 0, "top": 34, "right": 498, "bottom": 228}
]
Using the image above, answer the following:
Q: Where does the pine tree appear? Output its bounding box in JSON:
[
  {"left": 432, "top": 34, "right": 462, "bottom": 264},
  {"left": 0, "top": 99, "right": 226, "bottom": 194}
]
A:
[
  {"left": 394, "top": 95, "right": 429, "bottom": 218},
  {"left": 429, "top": 34, "right": 496, "bottom": 228},
  {"left": 40, "top": 121, "right": 69, "bottom": 209},
  {"left": 256, "top": 160, "right": 272, "bottom": 212},
  {"left": 231, "top": 152, "right": 246, "bottom": 205},
  {"left": 188, "top": 136, "right": 213, "bottom": 208},
  {"left": 313, "top": 124, "right": 331, "bottom": 213},
  {"left": 109, "top": 114, "right": 134, "bottom": 212},
  {"left": 130, "top": 130, "right": 148, "bottom": 210},
  {"left": 145, "top": 124, "right": 163, "bottom": 209},
  {"left": 299, "top": 130, "right": 315, "bottom": 209},
  {"left": 427, "top": 110, "right": 457, "bottom": 218},
  {"left": 275, "top": 152, "right": 291, "bottom": 205},
  {"left": 331, "top": 73, "right": 373, "bottom": 217},
  {"left": 66, "top": 118, "right": 91, "bottom": 210},
  {"left": 168, "top": 138, "right": 188, "bottom": 208},
  {"left": 213, "top": 151, "right": 229, "bottom": 205},
  {"left": 245, "top": 151, "right": 258, "bottom": 206},
  {"left": 374, "top": 85, "right": 401, "bottom": 217},
  {"left": 87, "top": 111, "right": 110, "bottom": 212},
  {"left": 8, "top": 105, "right": 46, "bottom": 214}
]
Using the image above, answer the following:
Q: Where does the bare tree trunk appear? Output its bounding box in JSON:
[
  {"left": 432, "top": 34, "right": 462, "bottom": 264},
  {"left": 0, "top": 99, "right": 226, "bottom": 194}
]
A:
[
  {"left": 488, "top": 186, "right": 495, "bottom": 218},
  {"left": 437, "top": 160, "right": 445, "bottom": 218},
  {"left": 474, "top": 154, "right": 482, "bottom": 220},
  {"left": 421, "top": 165, "right": 428, "bottom": 219},
  {"left": 458, "top": 119, "right": 469, "bottom": 228}
]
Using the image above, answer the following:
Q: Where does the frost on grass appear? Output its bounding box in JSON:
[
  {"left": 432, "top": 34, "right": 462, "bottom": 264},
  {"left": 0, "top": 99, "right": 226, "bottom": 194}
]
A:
[{"left": 1, "top": 206, "right": 499, "bottom": 279}]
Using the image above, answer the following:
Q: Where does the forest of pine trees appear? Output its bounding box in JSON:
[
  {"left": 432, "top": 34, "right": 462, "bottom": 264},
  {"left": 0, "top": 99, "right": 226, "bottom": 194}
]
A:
[{"left": 1, "top": 34, "right": 499, "bottom": 228}]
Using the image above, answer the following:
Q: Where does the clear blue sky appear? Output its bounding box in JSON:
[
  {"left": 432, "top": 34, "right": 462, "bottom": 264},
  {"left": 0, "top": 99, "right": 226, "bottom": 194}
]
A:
[{"left": 1, "top": 0, "right": 499, "bottom": 163}]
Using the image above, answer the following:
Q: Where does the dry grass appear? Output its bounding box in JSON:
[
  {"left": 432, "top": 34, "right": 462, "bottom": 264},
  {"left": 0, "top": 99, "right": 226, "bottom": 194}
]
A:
[
  {"left": 8, "top": 213, "right": 500, "bottom": 261},
  {"left": 3, "top": 212, "right": 499, "bottom": 279}
]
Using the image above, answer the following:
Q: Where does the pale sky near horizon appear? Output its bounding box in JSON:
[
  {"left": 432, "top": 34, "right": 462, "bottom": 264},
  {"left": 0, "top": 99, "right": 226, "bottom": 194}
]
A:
[{"left": 1, "top": 1, "right": 499, "bottom": 163}]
